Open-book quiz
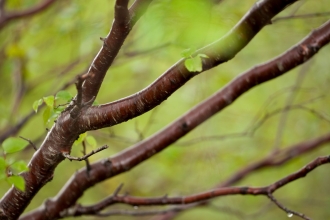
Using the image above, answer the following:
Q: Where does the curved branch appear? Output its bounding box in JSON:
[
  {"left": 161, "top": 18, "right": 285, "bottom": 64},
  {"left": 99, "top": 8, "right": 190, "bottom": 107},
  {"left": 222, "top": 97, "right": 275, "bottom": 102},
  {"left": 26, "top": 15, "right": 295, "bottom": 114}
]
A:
[
  {"left": 64, "top": 155, "right": 330, "bottom": 219},
  {"left": 79, "top": 0, "right": 299, "bottom": 131},
  {"left": 22, "top": 18, "right": 330, "bottom": 220},
  {"left": 0, "top": 0, "right": 56, "bottom": 30}
]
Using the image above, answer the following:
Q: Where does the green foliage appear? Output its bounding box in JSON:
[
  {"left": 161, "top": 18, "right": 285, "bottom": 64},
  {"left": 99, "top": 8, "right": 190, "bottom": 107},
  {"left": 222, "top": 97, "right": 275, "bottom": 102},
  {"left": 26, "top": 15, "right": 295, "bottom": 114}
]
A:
[
  {"left": 55, "top": 90, "right": 72, "bottom": 102},
  {"left": 0, "top": 138, "right": 29, "bottom": 192},
  {"left": 2, "top": 137, "right": 28, "bottom": 154},
  {"left": 33, "top": 90, "right": 73, "bottom": 125},
  {"left": 32, "top": 99, "right": 43, "bottom": 113},
  {"left": 7, "top": 176, "right": 25, "bottom": 191},
  {"left": 182, "top": 48, "right": 209, "bottom": 72},
  {"left": 10, "top": 160, "right": 29, "bottom": 173},
  {"left": 74, "top": 132, "right": 98, "bottom": 149},
  {"left": 86, "top": 136, "right": 97, "bottom": 148}
]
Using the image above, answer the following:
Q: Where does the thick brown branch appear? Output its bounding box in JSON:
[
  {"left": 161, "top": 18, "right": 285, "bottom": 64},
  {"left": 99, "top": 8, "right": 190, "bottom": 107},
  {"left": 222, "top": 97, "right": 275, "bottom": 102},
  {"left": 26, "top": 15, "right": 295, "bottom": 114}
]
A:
[
  {"left": 80, "top": 0, "right": 299, "bottom": 131},
  {"left": 81, "top": 0, "right": 154, "bottom": 103},
  {"left": 0, "top": 0, "right": 56, "bottom": 30},
  {"left": 22, "top": 17, "right": 330, "bottom": 220},
  {"left": 63, "top": 156, "right": 330, "bottom": 219}
]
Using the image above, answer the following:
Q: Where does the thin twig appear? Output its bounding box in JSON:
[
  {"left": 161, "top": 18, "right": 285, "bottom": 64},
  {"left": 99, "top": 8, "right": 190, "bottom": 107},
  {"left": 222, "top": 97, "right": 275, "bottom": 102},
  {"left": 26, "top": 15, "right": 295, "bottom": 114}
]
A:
[
  {"left": 63, "top": 145, "right": 108, "bottom": 161},
  {"left": 19, "top": 136, "right": 37, "bottom": 151},
  {"left": 273, "top": 12, "right": 330, "bottom": 23},
  {"left": 82, "top": 141, "right": 91, "bottom": 175},
  {"left": 267, "top": 193, "right": 311, "bottom": 220}
]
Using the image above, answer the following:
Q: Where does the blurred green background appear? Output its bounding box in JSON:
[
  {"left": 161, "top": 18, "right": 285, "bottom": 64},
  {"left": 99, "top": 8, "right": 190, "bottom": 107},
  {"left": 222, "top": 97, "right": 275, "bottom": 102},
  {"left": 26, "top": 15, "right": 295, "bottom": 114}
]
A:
[{"left": 0, "top": 0, "right": 330, "bottom": 219}]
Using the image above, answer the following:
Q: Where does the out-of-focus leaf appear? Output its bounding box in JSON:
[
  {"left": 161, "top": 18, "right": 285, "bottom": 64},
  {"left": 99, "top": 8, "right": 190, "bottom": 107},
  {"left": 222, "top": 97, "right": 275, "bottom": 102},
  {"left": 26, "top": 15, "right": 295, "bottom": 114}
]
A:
[
  {"left": 197, "top": 53, "right": 209, "bottom": 58},
  {"left": 55, "top": 90, "right": 73, "bottom": 102},
  {"left": 43, "top": 107, "right": 52, "bottom": 125},
  {"left": 5, "top": 44, "right": 25, "bottom": 58},
  {"left": 7, "top": 176, "right": 25, "bottom": 191},
  {"left": 32, "top": 99, "right": 43, "bottom": 113},
  {"left": 181, "top": 48, "right": 194, "bottom": 58},
  {"left": 74, "top": 132, "right": 87, "bottom": 146},
  {"left": 2, "top": 137, "right": 27, "bottom": 154},
  {"left": 0, "top": 157, "right": 6, "bottom": 171},
  {"left": 11, "top": 160, "right": 29, "bottom": 173},
  {"left": 43, "top": 96, "right": 55, "bottom": 109},
  {"left": 86, "top": 136, "right": 97, "bottom": 148}
]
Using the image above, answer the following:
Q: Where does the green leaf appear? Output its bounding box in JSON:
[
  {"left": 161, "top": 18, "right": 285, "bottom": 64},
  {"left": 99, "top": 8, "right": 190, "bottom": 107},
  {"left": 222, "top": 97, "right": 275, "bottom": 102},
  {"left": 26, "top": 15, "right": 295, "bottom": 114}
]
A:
[
  {"left": 74, "top": 132, "right": 87, "bottom": 146},
  {"left": 7, "top": 176, "right": 25, "bottom": 191},
  {"left": 181, "top": 48, "right": 193, "bottom": 58},
  {"left": 2, "top": 137, "right": 28, "bottom": 154},
  {"left": 0, "top": 172, "right": 6, "bottom": 181},
  {"left": 86, "top": 136, "right": 97, "bottom": 148},
  {"left": 11, "top": 160, "right": 29, "bottom": 173},
  {"left": 184, "top": 56, "right": 203, "bottom": 72},
  {"left": 197, "top": 53, "right": 209, "bottom": 58},
  {"left": 55, "top": 90, "right": 73, "bottom": 102},
  {"left": 0, "top": 157, "right": 6, "bottom": 171},
  {"left": 43, "top": 95, "right": 55, "bottom": 109},
  {"left": 32, "top": 99, "right": 43, "bottom": 113},
  {"left": 43, "top": 107, "right": 52, "bottom": 125},
  {"left": 54, "top": 106, "right": 66, "bottom": 114}
]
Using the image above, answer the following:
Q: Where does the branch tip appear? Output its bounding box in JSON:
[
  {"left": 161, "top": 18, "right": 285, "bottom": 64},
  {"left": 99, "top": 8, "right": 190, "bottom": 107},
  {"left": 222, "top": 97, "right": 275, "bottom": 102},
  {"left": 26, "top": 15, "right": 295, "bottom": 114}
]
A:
[
  {"left": 19, "top": 136, "right": 37, "bottom": 151},
  {"left": 62, "top": 145, "right": 108, "bottom": 161}
]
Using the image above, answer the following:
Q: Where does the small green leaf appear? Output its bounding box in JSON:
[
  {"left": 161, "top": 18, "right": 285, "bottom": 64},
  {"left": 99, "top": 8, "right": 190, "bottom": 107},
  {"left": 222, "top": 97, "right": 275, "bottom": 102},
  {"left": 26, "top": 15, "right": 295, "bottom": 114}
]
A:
[
  {"left": 184, "top": 56, "right": 203, "bottom": 72},
  {"left": 7, "top": 176, "right": 25, "bottom": 191},
  {"left": 197, "top": 53, "right": 209, "bottom": 58},
  {"left": 32, "top": 99, "right": 43, "bottom": 113},
  {"left": 55, "top": 90, "right": 72, "bottom": 102},
  {"left": 0, "top": 157, "right": 6, "bottom": 171},
  {"left": 11, "top": 160, "right": 29, "bottom": 173},
  {"left": 74, "top": 132, "right": 87, "bottom": 146},
  {"left": 86, "top": 136, "right": 97, "bottom": 148},
  {"left": 184, "top": 58, "right": 194, "bottom": 71},
  {"left": 181, "top": 48, "right": 193, "bottom": 58},
  {"left": 54, "top": 106, "right": 66, "bottom": 114},
  {"left": 43, "top": 107, "right": 52, "bottom": 125},
  {"left": 43, "top": 96, "right": 55, "bottom": 109},
  {"left": 2, "top": 137, "right": 27, "bottom": 154}
]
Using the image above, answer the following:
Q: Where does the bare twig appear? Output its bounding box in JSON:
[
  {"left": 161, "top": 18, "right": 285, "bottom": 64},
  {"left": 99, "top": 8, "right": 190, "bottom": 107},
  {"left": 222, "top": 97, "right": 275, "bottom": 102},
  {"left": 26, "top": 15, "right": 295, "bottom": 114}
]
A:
[
  {"left": 273, "top": 12, "right": 330, "bottom": 23},
  {"left": 62, "top": 145, "right": 108, "bottom": 161},
  {"left": 19, "top": 136, "right": 37, "bottom": 151},
  {"left": 267, "top": 193, "right": 310, "bottom": 220}
]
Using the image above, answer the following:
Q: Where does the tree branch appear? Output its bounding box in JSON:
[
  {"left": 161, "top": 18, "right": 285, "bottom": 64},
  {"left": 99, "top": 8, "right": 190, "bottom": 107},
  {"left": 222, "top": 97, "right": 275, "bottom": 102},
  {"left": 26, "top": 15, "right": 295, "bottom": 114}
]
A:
[
  {"left": 63, "top": 155, "right": 330, "bottom": 219},
  {"left": 22, "top": 17, "right": 330, "bottom": 220},
  {"left": 81, "top": 0, "right": 154, "bottom": 104},
  {"left": 79, "top": 0, "right": 299, "bottom": 131},
  {"left": 0, "top": 0, "right": 56, "bottom": 30}
]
